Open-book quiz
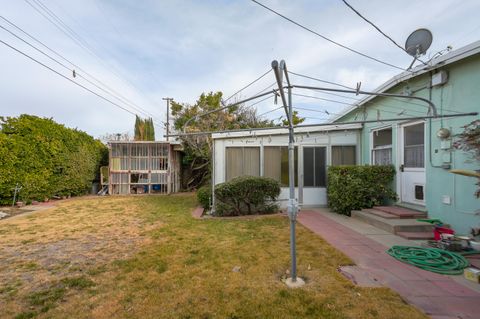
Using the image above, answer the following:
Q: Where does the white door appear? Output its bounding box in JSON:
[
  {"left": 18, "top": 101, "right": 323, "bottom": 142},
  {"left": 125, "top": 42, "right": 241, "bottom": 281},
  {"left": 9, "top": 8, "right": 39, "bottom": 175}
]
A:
[{"left": 399, "top": 122, "right": 426, "bottom": 206}]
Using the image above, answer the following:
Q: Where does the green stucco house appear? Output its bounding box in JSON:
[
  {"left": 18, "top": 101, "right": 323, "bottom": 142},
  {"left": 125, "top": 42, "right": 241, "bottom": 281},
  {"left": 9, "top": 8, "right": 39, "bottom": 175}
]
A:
[{"left": 333, "top": 41, "right": 480, "bottom": 234}]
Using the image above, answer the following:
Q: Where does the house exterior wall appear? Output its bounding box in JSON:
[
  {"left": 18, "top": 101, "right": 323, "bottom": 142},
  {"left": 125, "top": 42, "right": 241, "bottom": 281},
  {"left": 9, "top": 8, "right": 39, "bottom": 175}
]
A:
[
  {"left": 212, "top": 128, "right": 360, "bottom": 208},
  {"left": 335, "top": 54, "right": 480, "bottom": 234}
]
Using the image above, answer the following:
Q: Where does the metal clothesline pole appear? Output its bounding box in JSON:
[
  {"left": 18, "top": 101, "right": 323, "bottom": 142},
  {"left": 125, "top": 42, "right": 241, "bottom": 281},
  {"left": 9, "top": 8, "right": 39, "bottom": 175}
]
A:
[{"left": 272, "top": 60, "right": 304, "bottom": 287}]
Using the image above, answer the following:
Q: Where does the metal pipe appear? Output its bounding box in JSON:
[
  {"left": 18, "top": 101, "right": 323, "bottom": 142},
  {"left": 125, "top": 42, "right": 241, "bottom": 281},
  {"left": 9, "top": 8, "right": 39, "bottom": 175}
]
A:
[
  {"left": 274, "top": 59, "right": 299, "bottom": 283},
  {"left": 165, "top": 112, "right": 478, "bottom": 138},
  {"left": 287, "top": 81, "right": 298, "bottom": 282},
  {"left": 271, "top": 60, "right": 289, "bottom": 117},
  {"left": 291, "top": 84, "right": 438, "bottom": 117}
]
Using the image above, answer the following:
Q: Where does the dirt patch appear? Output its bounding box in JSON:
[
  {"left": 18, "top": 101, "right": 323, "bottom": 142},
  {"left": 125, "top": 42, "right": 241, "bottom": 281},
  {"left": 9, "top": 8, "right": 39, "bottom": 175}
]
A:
[
  {"left": 0, "top": 197, "right": 159, "bottom": 318},
  {"left": 0, "top": 206, "right": 35, "bottom": 220}
]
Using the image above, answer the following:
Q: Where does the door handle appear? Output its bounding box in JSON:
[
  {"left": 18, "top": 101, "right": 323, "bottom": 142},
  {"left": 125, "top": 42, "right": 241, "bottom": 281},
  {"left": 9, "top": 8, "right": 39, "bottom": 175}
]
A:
[{"left": 399, "top": 164, "right": 404, "bottom": 172}]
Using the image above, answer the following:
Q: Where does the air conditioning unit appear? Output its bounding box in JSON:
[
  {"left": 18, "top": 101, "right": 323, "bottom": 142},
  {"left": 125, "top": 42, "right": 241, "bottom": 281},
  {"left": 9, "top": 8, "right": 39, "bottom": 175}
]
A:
[{"left": 432, "top": 70, "right": 448, "bottom": 86}]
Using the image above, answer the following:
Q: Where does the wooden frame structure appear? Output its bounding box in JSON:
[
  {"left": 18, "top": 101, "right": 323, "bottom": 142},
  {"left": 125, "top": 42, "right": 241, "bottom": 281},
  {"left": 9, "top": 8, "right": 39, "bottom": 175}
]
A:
[{"left": 108, "top": 141, "right": 181, "bottom": 195}]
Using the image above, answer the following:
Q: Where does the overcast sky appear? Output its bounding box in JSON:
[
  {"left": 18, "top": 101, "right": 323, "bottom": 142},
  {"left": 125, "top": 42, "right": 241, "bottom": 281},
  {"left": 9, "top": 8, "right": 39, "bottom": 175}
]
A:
[{"left": 1, "top": 0, "right": 479, "bottom": 139}]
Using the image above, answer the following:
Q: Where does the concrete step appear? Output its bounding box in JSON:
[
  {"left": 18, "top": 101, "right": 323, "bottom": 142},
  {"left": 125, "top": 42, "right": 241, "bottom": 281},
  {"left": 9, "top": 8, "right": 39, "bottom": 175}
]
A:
[
  {"left": 362, "top": 208, "right": 399, "bottom": 219},
  {"left": 351, "top": 210, "right": 434, "bottom": 234},
  {"left": 374, "top": 206, "right": 427, "bottom": 219},
  {"left": 396, "top": 231, "right": 434, "bottom": 240}
]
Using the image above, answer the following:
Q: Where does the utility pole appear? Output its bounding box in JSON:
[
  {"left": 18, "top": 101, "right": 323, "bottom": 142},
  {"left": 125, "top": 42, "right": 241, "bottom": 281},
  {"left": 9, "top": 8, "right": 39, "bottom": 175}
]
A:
[{"left": 162, "top": 97, "right": 173, "bottom": 141}]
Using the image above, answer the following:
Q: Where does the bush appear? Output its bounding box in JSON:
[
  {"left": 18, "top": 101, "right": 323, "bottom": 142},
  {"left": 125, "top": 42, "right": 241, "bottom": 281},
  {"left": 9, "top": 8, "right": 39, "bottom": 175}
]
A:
[
  {"left": 0, "top": 115, "right": 107, "bottom": 204},
  {"left": 327, "top": 165, "right": 397, "bottom": 216},
  {"left": 197, "top": 184, "right": 212, "bottom": 209},
  {"left": 214, "top": 176, "right": 281, "bottom": 216}
]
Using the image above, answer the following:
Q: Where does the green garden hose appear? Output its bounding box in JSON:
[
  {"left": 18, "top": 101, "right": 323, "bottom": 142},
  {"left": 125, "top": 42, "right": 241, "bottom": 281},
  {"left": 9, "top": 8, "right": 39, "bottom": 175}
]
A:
[{"left": 387, "top": 246, "right": 470, "bottom": 275}]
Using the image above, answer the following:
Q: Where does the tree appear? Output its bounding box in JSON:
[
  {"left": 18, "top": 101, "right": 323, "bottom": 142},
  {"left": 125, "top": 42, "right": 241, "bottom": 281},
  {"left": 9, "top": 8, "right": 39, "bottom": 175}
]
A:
[
  {"left": 281, "top": 110, "right": 305, "bottom": 126},
  {"left": 452, "top": 119, "right": 480, "bottom": 199},
  {"left": 171, "top": 91, "right": 274, "bottom": 189},
  {"left": 134, "top": 115, "right": 155, "bottom": 141}
]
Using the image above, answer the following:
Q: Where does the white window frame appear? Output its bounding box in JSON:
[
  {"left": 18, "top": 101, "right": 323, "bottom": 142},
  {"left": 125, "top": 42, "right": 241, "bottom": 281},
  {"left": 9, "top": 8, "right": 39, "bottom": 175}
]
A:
[{"left": 370, "top": 126, "right": 393, "bottom": 165}]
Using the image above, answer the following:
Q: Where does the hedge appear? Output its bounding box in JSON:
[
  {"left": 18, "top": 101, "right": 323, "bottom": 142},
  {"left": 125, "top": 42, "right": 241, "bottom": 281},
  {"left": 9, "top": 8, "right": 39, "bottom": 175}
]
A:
[
  {"left": 197, "top": 184, "right": 212, "bottom": 210},
  {"left": 327, "top": 165, "right": 397, "bottom": 216},
  {"left": 0, "top": 115, "right": 108, "bottom": 204},
  {"left": 214, "top": 176, "right": 281, "bottom": 216}
]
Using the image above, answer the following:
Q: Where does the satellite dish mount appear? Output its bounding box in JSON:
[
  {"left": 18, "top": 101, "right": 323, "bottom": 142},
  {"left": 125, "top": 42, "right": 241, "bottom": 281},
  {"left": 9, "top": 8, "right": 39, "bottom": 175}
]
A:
[{"left": 405, "top": 28, "right": 433, "bottom": 70}]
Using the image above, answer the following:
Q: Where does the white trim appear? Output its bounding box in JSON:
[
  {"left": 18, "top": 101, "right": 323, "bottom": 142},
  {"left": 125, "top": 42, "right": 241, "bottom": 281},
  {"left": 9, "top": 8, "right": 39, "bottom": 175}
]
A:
[
  {"left": 331, "top": 40, "right": 480, "bottom": 122},
  {"left": 370, "top": 126, "right": 393, "bottom": 165},
  {"left": 398, "top": 121, "right": 426, "bottom": 206},
  {"left": 212, "top": 123, "right": 362, "bottom": 139}
]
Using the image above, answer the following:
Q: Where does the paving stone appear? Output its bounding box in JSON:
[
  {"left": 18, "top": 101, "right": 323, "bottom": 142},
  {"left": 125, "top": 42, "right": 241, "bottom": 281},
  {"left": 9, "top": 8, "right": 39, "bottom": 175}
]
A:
[
  {"left": 191, "top": 207, "right": 204, "bottom": 219},
  {"left": 298, "top": 210, "right": 480, "bottom": 319}
]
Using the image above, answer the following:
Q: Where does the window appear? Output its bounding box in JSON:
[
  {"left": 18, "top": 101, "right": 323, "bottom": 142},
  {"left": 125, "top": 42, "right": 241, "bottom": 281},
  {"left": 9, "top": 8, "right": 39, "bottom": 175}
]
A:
[
  {"left": 130, "top": 144, "right": 149, "bottom": 170},
  {"left": 404, "top": 123, "right": 424, "bottom": 168},
  {"left": 303, "top": 147, "right": 326, "bottom": 187},
  {"left": 225, "top": 147, "right": 260, "bottom": 181},
  {"left": 264, "top": 146, "right": 298, "bottom": 186},
  {"left": 331, "top": 146, "right": 356, "bottom": 165},
  {"left": 372, "top": 128, "right": 392, "bottom": 165}
]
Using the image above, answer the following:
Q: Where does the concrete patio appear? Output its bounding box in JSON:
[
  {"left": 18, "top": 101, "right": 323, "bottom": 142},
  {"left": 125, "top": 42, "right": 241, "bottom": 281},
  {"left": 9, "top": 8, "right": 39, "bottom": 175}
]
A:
[{"left": 298, "top": 208, "right": 480, "bottom": 319}]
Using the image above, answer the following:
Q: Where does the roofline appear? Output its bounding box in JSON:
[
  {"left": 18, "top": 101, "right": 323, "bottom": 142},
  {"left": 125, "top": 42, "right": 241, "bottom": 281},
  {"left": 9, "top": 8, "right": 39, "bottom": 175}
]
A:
[
  {"left": 107, "top": 140, "right": 180, "bottom": 145},
  {"left": 212, "top": 123, "right": 362, "bottom": 139},
  {"left": 330, "top": 40, "right": 480, "bottom": 122}
]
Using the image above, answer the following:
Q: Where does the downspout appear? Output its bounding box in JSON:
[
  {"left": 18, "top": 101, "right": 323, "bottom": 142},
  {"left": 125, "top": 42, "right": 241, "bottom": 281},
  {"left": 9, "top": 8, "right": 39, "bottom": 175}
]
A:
[{"left": 428, "top": 71, "right": 444, "bottom": 169}]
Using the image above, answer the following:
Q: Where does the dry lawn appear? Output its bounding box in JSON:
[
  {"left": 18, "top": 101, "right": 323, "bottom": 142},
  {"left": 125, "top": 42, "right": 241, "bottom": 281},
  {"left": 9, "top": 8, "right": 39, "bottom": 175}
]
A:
[{"left": 0, "top": 194, "right": 427, "bottom": 319}]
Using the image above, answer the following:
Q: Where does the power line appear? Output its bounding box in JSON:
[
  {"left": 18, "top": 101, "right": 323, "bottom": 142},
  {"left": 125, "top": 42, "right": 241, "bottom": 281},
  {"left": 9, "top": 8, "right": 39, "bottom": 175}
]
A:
[
  {"left": 251, "top": 82, "right": 277, "bottom": 97},
  {"left": 0, "top": 24, "right": 161, "bottom": 123},
  {"left": 24, "top": 0, "right": 96, "bottom": 60},
  {"left": 258, "top": 106, "right": 283, "bottom": 117},
  {"left": 247, "top": 95, "right": 273, "bottom": 108},
  {"left": 340, "top": 0, "right": 405, "bottom": 53},
  {"left": 0, "top": 16, "right": 163, "bottom": 122},
  {"left": 288, "top": 70, "right": 353, "bottom": 90},
  {"left": 224, "top": 69, "right": 272, "bottom": 102},
  {"left": 0, "top": 38, "right": 163, "bottom": 128},
  {"left": 339, "top": 0, "right": 429, "bottom": 66},
  {"left": 250, "top": 0, "right": 407, "bottom": 71},
  {"left": 24, "top": 0, "right": 163, "bottom": 117}
]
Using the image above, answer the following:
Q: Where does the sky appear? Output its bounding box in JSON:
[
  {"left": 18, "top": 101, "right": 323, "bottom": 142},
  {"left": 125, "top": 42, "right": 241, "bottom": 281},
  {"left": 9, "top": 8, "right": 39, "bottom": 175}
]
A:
[{"left": 1, "top": 0, "right": 479, "bottom": 139}]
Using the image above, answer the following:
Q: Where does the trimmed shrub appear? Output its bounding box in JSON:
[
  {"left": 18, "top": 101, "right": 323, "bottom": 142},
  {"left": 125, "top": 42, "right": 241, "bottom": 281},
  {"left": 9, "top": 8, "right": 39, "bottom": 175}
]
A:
[
  {"left": 327, "top": 165, "right": 397, "bottom": 216},
  {"left": 214, "top": 176, "right": 281, "bottom": 216},
  {"left": 197, "top": 184, "right": 212, "bottom": 210}
]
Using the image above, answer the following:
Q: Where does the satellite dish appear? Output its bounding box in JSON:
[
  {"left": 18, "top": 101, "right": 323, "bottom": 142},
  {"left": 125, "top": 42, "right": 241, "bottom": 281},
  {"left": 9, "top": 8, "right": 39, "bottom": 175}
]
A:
[{"left": 405, "top": 28, "right": 433, "bottom": 57}]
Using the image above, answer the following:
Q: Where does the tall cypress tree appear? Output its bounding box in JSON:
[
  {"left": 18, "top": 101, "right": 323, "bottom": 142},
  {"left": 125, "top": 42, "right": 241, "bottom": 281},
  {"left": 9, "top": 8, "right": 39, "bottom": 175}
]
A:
[
  {"left": 134, "top": 115, "right": 141, "bottom": 140},
  {"left": 133, "top": 116, "right": 155, "bottom": 141}
]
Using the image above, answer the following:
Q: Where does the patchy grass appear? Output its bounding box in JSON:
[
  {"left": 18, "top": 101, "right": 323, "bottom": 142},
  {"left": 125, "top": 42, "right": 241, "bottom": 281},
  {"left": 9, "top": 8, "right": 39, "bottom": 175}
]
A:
[{"left": 0, "top": 194, "right": 427, "bottom": 318}]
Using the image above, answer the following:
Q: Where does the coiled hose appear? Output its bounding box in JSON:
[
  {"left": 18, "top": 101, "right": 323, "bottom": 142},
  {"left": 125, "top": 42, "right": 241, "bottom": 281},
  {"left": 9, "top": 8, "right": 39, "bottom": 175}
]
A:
[{"left": 387, "top": 245, "right": 470, "bottom": 275}]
